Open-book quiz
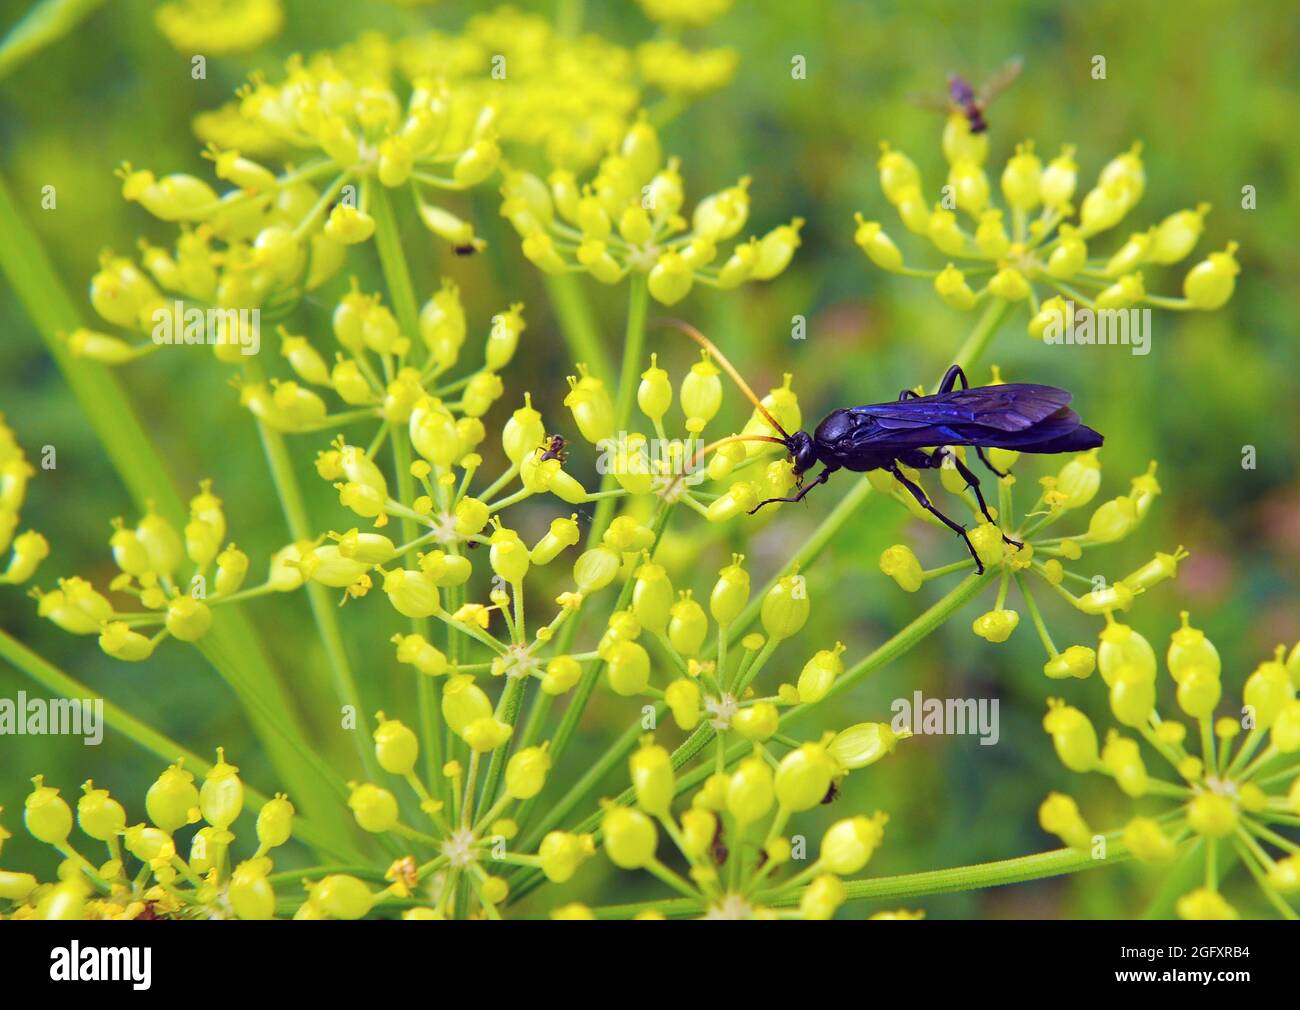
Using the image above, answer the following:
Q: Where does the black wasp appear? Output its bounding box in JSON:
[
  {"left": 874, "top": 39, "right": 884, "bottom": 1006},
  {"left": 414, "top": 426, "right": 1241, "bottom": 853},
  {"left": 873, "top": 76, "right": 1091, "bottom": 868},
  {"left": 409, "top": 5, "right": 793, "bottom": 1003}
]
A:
[
  {"left": 913, "top": 56, "right": 1022, "bottom": 134},
  {"left": 662, "top": 321, "right": 1102, "bottom": 574}
]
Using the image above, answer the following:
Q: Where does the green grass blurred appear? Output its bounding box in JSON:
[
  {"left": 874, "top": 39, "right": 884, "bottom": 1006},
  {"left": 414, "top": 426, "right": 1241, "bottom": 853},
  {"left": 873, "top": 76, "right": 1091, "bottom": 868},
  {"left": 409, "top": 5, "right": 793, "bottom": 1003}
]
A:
[{"left": 0, "top": 0, "right": 1296, "bottom": 918}]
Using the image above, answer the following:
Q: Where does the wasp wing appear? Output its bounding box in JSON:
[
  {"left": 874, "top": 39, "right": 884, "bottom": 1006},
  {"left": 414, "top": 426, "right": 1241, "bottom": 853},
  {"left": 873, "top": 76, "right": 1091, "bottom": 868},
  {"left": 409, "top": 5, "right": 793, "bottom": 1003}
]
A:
[{"left": 824, "top": 385, "right": 1100, "bottom": 454}]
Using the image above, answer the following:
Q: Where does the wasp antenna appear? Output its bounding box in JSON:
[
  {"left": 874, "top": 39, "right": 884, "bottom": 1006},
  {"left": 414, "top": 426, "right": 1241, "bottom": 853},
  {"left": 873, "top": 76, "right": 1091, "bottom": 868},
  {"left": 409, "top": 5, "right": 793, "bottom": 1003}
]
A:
[
  {"left": 654, "top": 317, "right": 791, "bottom": 440},
  {"left": 666, "top": 433, "right": 789, "bottom": 498}
]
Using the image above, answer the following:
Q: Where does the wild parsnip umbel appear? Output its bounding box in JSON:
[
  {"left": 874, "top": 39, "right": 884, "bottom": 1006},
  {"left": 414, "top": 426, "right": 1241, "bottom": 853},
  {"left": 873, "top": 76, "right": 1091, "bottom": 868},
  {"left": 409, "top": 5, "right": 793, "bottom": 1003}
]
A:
[
  {"left": 0, "top": 6, "right": 1279, "bottom": 921},
  {"left": 854, "top": 116, "right": 1242, "bottom": 340}
]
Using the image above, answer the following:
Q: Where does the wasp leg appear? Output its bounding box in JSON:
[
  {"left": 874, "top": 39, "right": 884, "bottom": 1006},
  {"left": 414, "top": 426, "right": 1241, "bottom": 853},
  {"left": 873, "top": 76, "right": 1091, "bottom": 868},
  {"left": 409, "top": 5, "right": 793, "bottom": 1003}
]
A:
[
  {"left": 748, "top": 466, "right": 836, "bottom": 514},
  {"left": 974, "top": 445, "right": 1008, "bottom": 478},
  {"left": 938, "top": 364, "right": 969, "bottom": 394},
  {"left": 887, "top": 463, "right": 984, "bottom": 573},
  {"left": 898, "top": 389, "right": 921, "bottom": 401},
  {"left": 936, "top": 450, "right": 1022, "bottom": 549}
]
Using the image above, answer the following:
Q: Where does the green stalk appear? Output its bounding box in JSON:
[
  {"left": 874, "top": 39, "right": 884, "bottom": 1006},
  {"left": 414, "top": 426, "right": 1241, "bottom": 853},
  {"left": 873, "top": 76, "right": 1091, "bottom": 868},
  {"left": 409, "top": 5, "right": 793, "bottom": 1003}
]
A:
[
  {"left": 586, "top": 838, "right": 1133, "bottom": 917},
  {"left": 0, "top": 172, "right": 350, "bottom": 844},
  {"left": 0, "top": 0, "right": 107, "bottom": 81},
  {"left": 544, "top": 273, "right": 613, "bottom": 384},
  {"left": 370, "top": 185, "right": 449, "bottom": 799},
  {"left": 0, "top": 628, "right": 362, "bottom": 862},
  {"left": 951, "top": 298, "right": 1013, "bottom": 375},
  {"left": 246, "top": 390, "right": 382, "bottom": 784}
]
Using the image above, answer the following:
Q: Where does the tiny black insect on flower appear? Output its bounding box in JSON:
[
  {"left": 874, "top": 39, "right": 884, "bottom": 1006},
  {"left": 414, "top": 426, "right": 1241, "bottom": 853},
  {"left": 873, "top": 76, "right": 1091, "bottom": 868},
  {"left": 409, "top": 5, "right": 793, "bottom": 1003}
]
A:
[
  {"left": 659, "top": 319, "right": 1103, "bottom": 575},
  {"left": 453, "top": 244, "right": 478, "bottom": 257},
  {"left": 538, "top": 433, "right": 568, "bottom": 464}
]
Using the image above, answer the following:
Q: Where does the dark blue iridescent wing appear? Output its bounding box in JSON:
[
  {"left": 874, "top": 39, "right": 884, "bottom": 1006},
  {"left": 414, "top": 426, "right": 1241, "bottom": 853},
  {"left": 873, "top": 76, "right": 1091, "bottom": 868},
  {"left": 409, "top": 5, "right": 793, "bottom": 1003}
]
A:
[
  {"left": 819, "top": 385, "right": 1101, "bottom": 455},
  {"left": 862, "top": 384, "right": 1072, "bottom": 431}
]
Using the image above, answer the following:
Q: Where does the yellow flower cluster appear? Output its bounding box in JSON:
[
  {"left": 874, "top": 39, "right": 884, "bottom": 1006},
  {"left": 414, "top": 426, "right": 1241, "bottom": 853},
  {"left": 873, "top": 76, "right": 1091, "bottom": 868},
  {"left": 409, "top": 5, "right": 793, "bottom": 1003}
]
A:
[
  {"left": 2, "top": 754, "right": 301, "bottom": 920},
  {"left": 31, "top": 482, "right": 273, "bottom": 660},
  {"left": 155, "top": 0, "right": 284, "bottom": 56},
  {"left": 503, "top": 116, "right": 803, "bottom": 304},
  {"left": 0, "top": 415, "right": 48, "bottom": 586},
  {"left": 856, "top": 119, "right": 1242, "bottom": 336},
  {"left": 1040, "top": 617, "right": 1300, "bottom": 919},
  {"left": 557, "top": 732, "right": 898, "bottom": 919}
]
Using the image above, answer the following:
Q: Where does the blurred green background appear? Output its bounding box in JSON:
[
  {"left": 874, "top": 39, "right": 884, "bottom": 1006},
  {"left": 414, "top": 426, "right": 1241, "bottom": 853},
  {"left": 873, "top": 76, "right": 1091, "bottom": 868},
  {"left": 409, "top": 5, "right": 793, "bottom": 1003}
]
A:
[{"left": 1, "top": 0, "right": 1296, "bottom": 917}]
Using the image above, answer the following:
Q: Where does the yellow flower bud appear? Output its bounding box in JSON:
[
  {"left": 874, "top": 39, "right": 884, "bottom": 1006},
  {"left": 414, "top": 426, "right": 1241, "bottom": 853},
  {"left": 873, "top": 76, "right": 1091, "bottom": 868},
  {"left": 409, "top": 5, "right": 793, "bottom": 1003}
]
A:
[
  {"left": 1148, "top": 203, "right": 1210, "bottom": 264},
  {"left": 442, "top": 675, "right": 492, "bottom": 734},
  {"left": 761, "top": 569, "right": 809, "bottom": 640},
  {"left": 373, "top": 714, "right": 419, "bottom": 776},
  {"left": 573, "top": 546, "right": 621, "bottom": 593},
  {"left": 77, "top": 781, "right": 126, "bottom": 841},
  {"left": 256, "top": 794, "right": 294, "bottom": 850},
  {"left": 1038, "top": 792, "right": 1090, "bottom": 849},
  {"left": 878, "top": 143, "right": 922, "bottom": 202},
  {"left": 775, "top": 743, "right": 837, "bottom": 812},
  {"left": 797, "top": 642, "right": 846, "bottom": 704},
  {"left": 1187, "top": 792, "right": 1237, "bottom": 839},
  {"left": 310, "top": 874, "right": 373, "bottom": 920},
  {"left": 1040, "top": 145, "right": 1078, "bottom": 208},
  {"left": 632, "top": 561, "right": 674, "bottom": 633},
  {"left": 1043, "top": 699, "right": 1099, "bottom": 771},
  {"left": 1000, "top": 141, "right": 1042, "bottom": 211},
  {"left": 537, "top": 830, "right": 591, "bottom": 884},
  {"left": 1046, "top": 225, "right": 1087, "bottom": 278},
  {"left": 1243, "top": 654, "right": 1293, "bottom": 728},
  {"left": 665, "top": 678, "right": 702, "bottom": 730},
  {"left": 934, "top": 263, "right": 975, "bottom": 310},
  {"left": 974, "top": 209, "right": 1010, "bottom": 258},
  {"left": 606, "top": 640, "right": 651, "bottom": 696},
  {"left": 666, "top": 591, "right": 708, "bottom": 656},
  {"left": 988, "top": 266, "right": 1030, "bottom": 301},
  {"left": 1102, "top": 733, "right": 1148, "bottom": 797},
  {"left": 853, "top": 215, "right": 903, "bottom": 271},
  {"left": 531, "top": 514, "right": 581, "bottom": 566},
  {"left": 200, "top": 748, "right": 244, "bottom": 830},
  {"left": 602, "top": 806, "right": 658, "bottom": 869},
  {"left": 648, "top": 251, "right": 694, "bottom": 305},
  {"left": 1043, "top": 645, "right": 1096, "bottom": 680},
  {"left": 820, "top": 812, "right": 887, "bottom": 874},
  {"left": 727, "top": 756, "right": 775, "bottom": 825},
  {"left": 1176, "top": 888, "right": 1237, "bottom": 920},
  {"left": 146, "top": 762, "right": 198, "bottom": 832},
  {"left": 1183, "top": 242, "right": 1240, "bottom": 310},
  {"left": 542, "top": 656, "right": 582, "bottom": 696},
  {"left": 1109, "top": 666, "right": 1157, "bottom": 728},
  {"left": 638, "top": 354, "right": 673, "bottom": 421},
  {"left": 879, "top": 544, "right": 924, "bottom": 592},
  {"left": 972, "top": 608, "right": 1019, "bottom": 643},
  {"left": 229, "top": 860, "right": 276, "bottom": 920},
  {"left": 1123, "top": 816, "right": 1176, "bottom": 862},
  {"left": 506, "top": 746, "right": 552, "bottom": 800},
  {"left": 631, "top": 740, "right": 675, "bottom": 816},
  {"left": 828, "top": 722, "right": 902, "bottom": 769},
  {"left": 732, "top": 702, "right": 779, "bottom": 741},
  {"left": 166, "top": 596, "right": 212, "bottom": 642},
  {"left": 800, "top": 873, "right": 846, "bottom": 920}
]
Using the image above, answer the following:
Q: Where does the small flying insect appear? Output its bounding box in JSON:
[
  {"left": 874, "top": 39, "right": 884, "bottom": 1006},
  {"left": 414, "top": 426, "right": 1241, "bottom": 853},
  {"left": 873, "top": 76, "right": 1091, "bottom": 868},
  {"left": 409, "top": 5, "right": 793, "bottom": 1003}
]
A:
[
  {"left": 453, "top": 244, "right": 478, "bottom": 257},
  {"left": 912, "top": 56, "right": 1023, "bottom": 134},
  {"left": 661, "top": 320, "right": 1103, "bottom": 574}
]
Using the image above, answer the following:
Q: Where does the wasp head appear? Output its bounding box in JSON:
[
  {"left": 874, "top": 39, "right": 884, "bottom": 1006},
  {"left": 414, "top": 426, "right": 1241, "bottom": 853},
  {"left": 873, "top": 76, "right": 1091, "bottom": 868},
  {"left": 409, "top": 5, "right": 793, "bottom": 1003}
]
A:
[{"left": 787, "top": 430, "right": 818, "bottom": 476}]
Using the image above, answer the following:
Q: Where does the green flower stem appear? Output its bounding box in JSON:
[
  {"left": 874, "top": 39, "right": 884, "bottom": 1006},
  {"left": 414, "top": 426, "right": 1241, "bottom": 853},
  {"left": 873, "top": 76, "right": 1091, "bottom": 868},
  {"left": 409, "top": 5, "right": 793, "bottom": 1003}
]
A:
[
  {"left": 588, "top": 273, "right": 649, "bottom": 541},
  {"left": 0, "top": 172, "right": 350, "bottom": 845},
  {"left": 950, "top": 298, "right": 1014, "bottom": 376},
  {"left": 0, "top": 0, "right": 107, "bottom": 81},
  {"left": 586, "top": 837, "right": 1134, "bottom": 918},
  {"left": 0, "top": 627, "right": 362, "bottom": 863},
  {"left": 370, "top": 185, "right": 450, "bottom": 800},
  {"left": 544, "top": 273, "right": 613, "bottom": 384},
  {"left": 246, "top": 360, "right": 383, "bottom": 785},
  {"left": 475, "top": 675, "right": 526, "bottom": 819}
]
